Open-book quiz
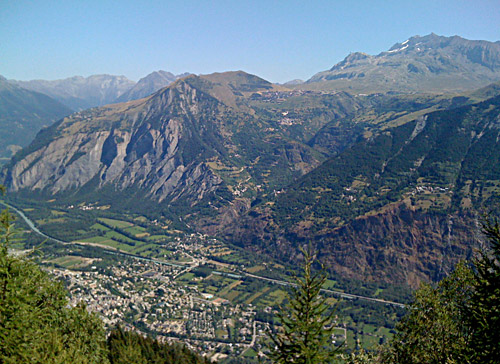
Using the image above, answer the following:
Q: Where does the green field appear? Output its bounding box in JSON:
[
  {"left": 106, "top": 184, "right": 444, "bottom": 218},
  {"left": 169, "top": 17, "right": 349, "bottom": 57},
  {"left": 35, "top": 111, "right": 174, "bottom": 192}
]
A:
[
  {"left": 98, "top": 217, "right": 133, "bottom": 229},
  {"left": 49, "top": 255, "right": 92, "bottom": 269},
  {"left": 123, "top": 225, "right": 148, "bottom": 236},
  {"left": 90, "top": 223, "right": 109, "bottom": 231}
]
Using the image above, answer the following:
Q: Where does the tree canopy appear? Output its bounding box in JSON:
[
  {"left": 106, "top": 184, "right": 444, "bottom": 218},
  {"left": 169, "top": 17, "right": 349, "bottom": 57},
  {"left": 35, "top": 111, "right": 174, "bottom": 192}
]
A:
[{"left": 268, "top": 249, "right": 342, "bottom": 363}]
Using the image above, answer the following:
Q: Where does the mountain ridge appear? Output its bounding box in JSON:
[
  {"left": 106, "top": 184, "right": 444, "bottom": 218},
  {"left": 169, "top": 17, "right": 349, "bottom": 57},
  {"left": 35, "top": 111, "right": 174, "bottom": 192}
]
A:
[
  {"left": 302, "top": 33, "right": 500, "bottom": 93},
  {"left": 116, "top": 70, "right": 191, "bottom": 103},
  {"left": 0, "top": 78, "right": 72, "bottom": 161},
  {"left": 10, "top": 74, "right": 135, "bottom": 111}
]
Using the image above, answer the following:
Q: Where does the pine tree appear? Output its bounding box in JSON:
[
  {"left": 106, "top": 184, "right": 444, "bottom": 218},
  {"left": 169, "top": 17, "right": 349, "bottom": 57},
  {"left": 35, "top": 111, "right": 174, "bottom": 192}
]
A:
[
  {"left": 380, "top": 262, "right": 473, "bottom": 364},
  {"left": 0, "top": 199, "right": 109, "bottom": 364},
  {"left": 465, "top": 217, "right": 500, "bottom": 364},
  {"left": 268, "top": 248, "right": 341, "bottom": 364}
]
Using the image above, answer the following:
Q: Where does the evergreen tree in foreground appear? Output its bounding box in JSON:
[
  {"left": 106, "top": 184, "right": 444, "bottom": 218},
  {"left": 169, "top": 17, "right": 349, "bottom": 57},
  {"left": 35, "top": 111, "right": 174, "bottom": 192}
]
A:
[
  {"left": 268, "top": 248, "right": 341, "bottom": 363},
  {"left": 107, "top": 326, "right": 211, "bottom": 364},
  {"left": 465, "top": 217, "right": 500, "bottom": 364},
  {"left": 380, "top": 262, "right": 474, "bottom": 364},
  {"left": 0, "top": 195, "right": 211, "bottom": 363},
  {"left": 378, "top": 214, "right": 500, "bottom": 364},
  {"left": 0, "top": 201, "right": 109, "bottom": 364}
]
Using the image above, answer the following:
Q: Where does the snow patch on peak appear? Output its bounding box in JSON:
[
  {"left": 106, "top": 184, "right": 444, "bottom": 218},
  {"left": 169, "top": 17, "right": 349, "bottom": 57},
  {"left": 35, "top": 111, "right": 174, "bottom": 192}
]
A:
[{"left": 388, "top": 44, "right": 409, "bottom": 53}]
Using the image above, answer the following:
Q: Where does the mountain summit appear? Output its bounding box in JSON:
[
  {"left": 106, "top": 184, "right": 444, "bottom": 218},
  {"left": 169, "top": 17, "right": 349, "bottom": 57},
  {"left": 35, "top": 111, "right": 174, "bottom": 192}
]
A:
[
  {"left": 304, "top": 34, "right": 500, "bottom": 93},
  {"left": 116, "top": 71, "right": 191, "bottom": 103},
  {"left": 2, "top": 71, "right": 313, "bottom": 216}
]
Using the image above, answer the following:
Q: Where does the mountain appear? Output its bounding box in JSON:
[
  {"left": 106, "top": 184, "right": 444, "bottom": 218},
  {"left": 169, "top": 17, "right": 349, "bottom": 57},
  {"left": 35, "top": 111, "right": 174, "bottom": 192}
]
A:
[
  {"left": 5, "top": 69, "right": 500, "bottom": 287},
  {"left": 303, "top": 33, "right": 500, "bottom": 93},
  {"left": 282, "top": 79, "right": 304, "bottom": 86},
  {"left": 0, "top": 77, "right": 72, "bottom": 162},
  {"left": 227, "top": 91, "right": 500, "bottom": 286},
  {"left": 2, "top": 72, "right": 322, "bottom": 224},
  {"left": 116, "top": 71, "right": 191, "bottom": 103},
  {"left": 10, "top": 74, "right": 135, "bottom": 111}
]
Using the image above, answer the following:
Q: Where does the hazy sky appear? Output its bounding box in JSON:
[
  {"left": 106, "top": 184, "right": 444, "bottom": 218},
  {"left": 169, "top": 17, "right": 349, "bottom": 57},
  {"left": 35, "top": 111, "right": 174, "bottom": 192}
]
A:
[{"left": 1, "top": 0, "right": 499, "bottom": 83}]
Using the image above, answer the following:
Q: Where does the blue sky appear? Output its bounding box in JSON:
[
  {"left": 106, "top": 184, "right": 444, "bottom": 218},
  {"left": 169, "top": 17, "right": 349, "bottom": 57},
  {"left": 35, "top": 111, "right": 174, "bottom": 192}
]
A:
[{"left": 1, "top": 0, "right": 499, "bottom": 83}]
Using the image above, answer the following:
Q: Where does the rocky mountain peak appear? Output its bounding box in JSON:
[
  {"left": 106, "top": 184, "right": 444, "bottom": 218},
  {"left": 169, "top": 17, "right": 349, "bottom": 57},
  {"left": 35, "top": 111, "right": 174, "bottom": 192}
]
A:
[
  {"left": 305, "top": 34, "right": 500, "bottom": 93},
  {"left": 116, "top": 70, "right": 191, "bottom": 103},
  {"left": 329, "top": 52, "right": 372, "bottom": 71}
]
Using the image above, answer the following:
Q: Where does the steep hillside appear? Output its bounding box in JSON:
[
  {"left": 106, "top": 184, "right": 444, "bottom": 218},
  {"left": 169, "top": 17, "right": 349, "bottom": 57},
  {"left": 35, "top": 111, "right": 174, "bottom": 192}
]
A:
[
  {"left": 2, "top": 72, "right": 320, "bottom": 224},
  {"left": 0, "top": 77, "right": 72, "bottom": 162},
  {"left": 227, "top": 93, "right": 500, "bottom": 286},
  {"left": 302, "top": 34, "right": 500, "bottom": 93},
  {"left": 10, "top": 74, "right": 135, "bottom": 110},
  {"left": 5, "top": 70, "right": 500, "bottom": 287}
]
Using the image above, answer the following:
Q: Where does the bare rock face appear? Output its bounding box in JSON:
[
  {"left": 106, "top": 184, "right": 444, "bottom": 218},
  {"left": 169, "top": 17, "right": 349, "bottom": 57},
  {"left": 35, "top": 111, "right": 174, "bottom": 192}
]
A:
[
  {"left": 3, "top": 72, "right": 318, "bottom": 215},
  {"left": 4, "top": 77, "right": 225, "bottom": 204}
]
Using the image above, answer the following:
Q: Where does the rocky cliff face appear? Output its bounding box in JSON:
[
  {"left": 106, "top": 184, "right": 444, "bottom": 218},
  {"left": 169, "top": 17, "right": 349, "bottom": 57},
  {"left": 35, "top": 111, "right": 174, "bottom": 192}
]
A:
[
  {"left": 226, "top": 203, "right": 477, "bottom": 287},
  {"left": 5, "top": 78, "right": 223, "bottom": 203},
  {"left": 3, "top": 72, "right": 319, "bottom": 215}
]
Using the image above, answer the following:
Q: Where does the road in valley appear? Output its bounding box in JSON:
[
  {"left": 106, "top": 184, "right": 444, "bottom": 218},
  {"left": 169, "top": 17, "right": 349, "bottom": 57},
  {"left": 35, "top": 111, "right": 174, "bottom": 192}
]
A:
[{"left": 4, "top": 200, "right": 406, "bottom": 308}]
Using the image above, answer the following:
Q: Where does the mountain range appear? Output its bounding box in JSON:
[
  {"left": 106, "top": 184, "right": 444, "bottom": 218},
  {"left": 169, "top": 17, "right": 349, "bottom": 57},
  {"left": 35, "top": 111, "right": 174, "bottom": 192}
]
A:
[
  {"left": 3, "top": 33, "right": 500, "bottom": 287},
  {"left": 0, "top": 77, "right": 72, "bottom": 161},
  {"left": 301, "top": 33, "right": 500, "bottom": 93},
  {"left": 8, "top": 71, "right": 189, "bottom": 111},
  {"left": 115, "top": 70, "right": 191, "bottom": 103}
]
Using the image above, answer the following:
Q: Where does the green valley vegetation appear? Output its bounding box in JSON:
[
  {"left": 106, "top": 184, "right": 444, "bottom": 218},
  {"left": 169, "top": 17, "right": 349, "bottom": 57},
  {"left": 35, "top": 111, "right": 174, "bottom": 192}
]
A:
[
  {"left": 340, "top": 215, "right": 500, "bottom": 364},
  {"left": 231, "top": 92, "right": 500, "bottom": 286},
  {"left": 0, "top": 202, "right": 210, "bottom": 364},
  {"left": 265, "top": 215, "right": 500, "bottom": 363}
]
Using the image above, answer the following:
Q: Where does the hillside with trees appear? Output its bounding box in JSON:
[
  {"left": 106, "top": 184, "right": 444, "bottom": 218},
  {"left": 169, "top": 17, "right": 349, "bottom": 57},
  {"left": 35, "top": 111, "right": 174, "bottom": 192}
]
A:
[{"left": 0, "top": 202, "right": 210, "bottom": 364}]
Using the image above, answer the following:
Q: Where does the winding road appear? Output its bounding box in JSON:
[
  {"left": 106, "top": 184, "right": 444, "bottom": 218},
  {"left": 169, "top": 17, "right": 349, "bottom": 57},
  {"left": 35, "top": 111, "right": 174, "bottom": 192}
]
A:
[{"left": 2, "top": 200, "right": 406, "bottom": 308}]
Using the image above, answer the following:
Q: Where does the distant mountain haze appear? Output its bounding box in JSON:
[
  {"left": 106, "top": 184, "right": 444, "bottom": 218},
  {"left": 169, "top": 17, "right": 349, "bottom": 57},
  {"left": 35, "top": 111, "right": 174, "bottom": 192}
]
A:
[
  {"left": 8, "top": 71, "right": 190, "bottom": 111},
  {"left": 116, "top": 71, "right": 192, "bottom": 103},
  {"left": 0, "top": 77, "right": 72, "bottom": 161},
  {"left": 10, "top": 74, "right": 135, "bottom": 111}
]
